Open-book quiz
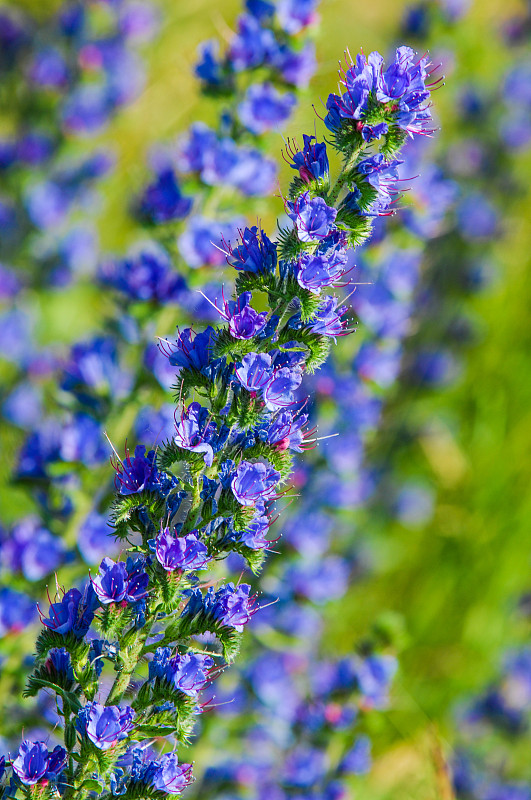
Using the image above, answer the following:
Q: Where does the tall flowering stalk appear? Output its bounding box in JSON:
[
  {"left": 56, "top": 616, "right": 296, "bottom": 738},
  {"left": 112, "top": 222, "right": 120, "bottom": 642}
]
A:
[
  {"left": 0, "top": 47, "right": 435, "bottom": 798},
  {"left": 0, "top": 0, "right": 320, "bottom": 613}
]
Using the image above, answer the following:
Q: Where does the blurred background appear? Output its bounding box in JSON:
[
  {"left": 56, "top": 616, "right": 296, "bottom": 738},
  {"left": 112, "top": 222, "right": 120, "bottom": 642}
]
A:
[{"left": 2, "top": 0, "right": 531, "bottom": 798}]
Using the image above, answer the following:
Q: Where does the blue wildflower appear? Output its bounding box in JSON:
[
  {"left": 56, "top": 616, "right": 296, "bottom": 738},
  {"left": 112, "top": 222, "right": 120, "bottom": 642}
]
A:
[
  {"left": 214, "top": 291, "right": 268, "bottom": 339},
  {"left": 12, "top": 741, "right": 66, "bottom": 786},
  {"left": 195, "top": 39, "right": 224, "bottom": 86},
  {"left": 28, "top": 47, "right": 69, "bottom": 89},
  {"left": 277, "top": 0, "right": 319, "bottom": 33},
  {"left": 263, "top": 366, "right": 302, "bottom": 411},
  {"left": 0, "top": 588, "right": 36, "bottom": 636},
  {"left": 296, "top": 252, "right": 346, "bottom": 293},
  {"left": 272, "top": 41, "right": 316, "bottom": 88},
  {"left": 266, "top": 410, "right": 309, "bottom": 452},
  {"left": 288, "top": 191, "right": 337, "bottom": 242},
  {"left": 340, "top": 736, "right": 372, "bottom": 775},
  {"left": 231, "top": 460, "right": 280, "bottom": 505},
  {"left": 155, "top": 528, "right": 210, "bottom": 572},
  {"left": 178, "top": 216, "right": 242, "bottom": 269},
  {"left": 40, "top": 585, "right": 99, "bottom": 638},
  {"left": 151, "top": 753, "right": 193, "bottom": 793},
  {"left": 113, "top": 445, "right": 174, "bottom": 496},
  {"left": 165, "top": 326, "right": 216, "bottom": 373},
  {"left": 284, "top": 745, "right": 327, "bottom": 788},
  {"left": 176, "top": 123, "right": 277, "bottom": 196},
  {"left": 79, "top": 702, "right": 135, "bottom": 751},
  {"left": 227, "top": 226, "right": 277, "bottom": 274},
  {"left": 149, "top": 647, "right": 214, "bottom": 695},
  {"left": 99, "top": 246, "right": 187, "bottom": 303},
  {"left": 308, "top": 296, "right": 349, "bottom": 339},
  {"left": 235, "top": 352, "right": 273, "bottom": 392},
  {"left": 61, "top": 336, "right": 133, "bottom": 401},
  {"left": 288, "top": 134, "right": 329, "bottom": 184},
  {"left": 139, "top": 167, "right": 192, "bottom": 223},
  {"left": 238, "top": 82, "right": 296, "bottom": 134},
  {"left": 174, "top": 402, "right": 219, "bottom": 467},
  {"left": 91, "top": 557, "right": 149, "bottom": 605},
  {"left": 229, "top": 13, "right": 275, "bottom": 71}
]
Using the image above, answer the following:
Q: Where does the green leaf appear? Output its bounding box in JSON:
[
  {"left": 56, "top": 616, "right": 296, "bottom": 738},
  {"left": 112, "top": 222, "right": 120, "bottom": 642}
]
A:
[
  {"left": 134, "top": 724, "right": 178, "bottom": 737},
  {"left": 82, "top": 779, "right": 104, "bottom": 792}
]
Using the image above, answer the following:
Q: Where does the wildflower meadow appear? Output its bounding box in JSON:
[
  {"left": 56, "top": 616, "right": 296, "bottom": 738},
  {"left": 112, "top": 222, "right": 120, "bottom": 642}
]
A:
[{"left": 1, "top": 0, "right": 531, "bottom": 798}]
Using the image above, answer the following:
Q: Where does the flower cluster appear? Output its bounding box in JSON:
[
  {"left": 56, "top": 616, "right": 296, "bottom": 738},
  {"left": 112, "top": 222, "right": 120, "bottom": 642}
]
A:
[{"left": 0, "top": 44, "right": 434, "bottom": 799}]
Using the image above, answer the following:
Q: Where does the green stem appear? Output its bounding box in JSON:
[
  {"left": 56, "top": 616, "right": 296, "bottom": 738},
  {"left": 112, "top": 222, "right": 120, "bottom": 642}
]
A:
[
  {"left": 105, "top": 624, "right": 152, "bottom": 707},
  {"left": 327, "top": 146, "right": 362, "bottom": 205}
]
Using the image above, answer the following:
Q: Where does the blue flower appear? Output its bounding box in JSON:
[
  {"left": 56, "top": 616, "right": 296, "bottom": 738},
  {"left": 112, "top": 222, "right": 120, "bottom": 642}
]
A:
[
  {"left": 155, "top": 528, "right": 210, "bottom": 572},
  {"left": 58, "top": 413, "right": 108, "bottom": 466},
  {"left": 114, "top": 445, "right": 175, "bottom": 497},
  {"left": 345, "top": 154, "right": 403, "bottom": 216},
  {"left": 40, "top": 585, "right": 99, "bottom": 637},
  {"left": 231, "top": 460, "right": 280, "bottom": 506},
  {"left": 456, "top": 192, "right": 498, "bottom": 240},
  {"left": 288, "top": 191, "right": 337, "bottom": 242},
  {"left": 361, "top": 121, "right": 389, "bottom": 142},
  {"left": 61, "top": 336, "right": 133, "bottom": 401},
  {"left": 263, "top": 366, "right": 302, "bottom": 411},
  {"left": 45, "top": 648, "right": 75, "bottom": 682},
  {"left": 377, "top": 47, "right": 433, "bottom": 135},
  {"left": 62, "top": 84, "right": 113, "bottom": 134},
  {"left": 308, "top": 296, "right": 348, "bottom": 339},
  {"left": 180, "top": 583, "right": 257, "bottom": 631},
  {"left": 176, "top": 123, "right": 277, "bottom": 196},
  {"left": 0, "top": 588, "right": 36, "bottom": 636},
  {"left": 195, "top": 39, "right": 224, "bottom": 86},
  {"left": 215, "top": 292, "right": 268, "bottom": 339},
  {"left": 288, "top": 134, "right": 329, "bottom": 183},
  {"left": 211, "top": 583, "right": 257, "bottom": 630},
  {"left": 1, "top": 516, "right": 65, "bottom": 582},
  {"left": 228, "top": 226, "right": 277, "bottom": 274},
  {"left": 12, "top": 741, "right": 66, "bottom": 786},
  {"left": 234, "top": 509, "right": 271, "bottom": 549},
  {"left": 135, "top": 405, "right": 176, "bottom": 446},
  {"left": 174, "top": 402, "right": 218, "bottom": 467},
  {"left": 151, "top": 753, "right": 193, "bottom": 793},
  {"left": 166, "top": 326, "right": 216, "bottom": 372},
  {"left": 99, "top": 246, "right": 187, "bottom": 303},
  {"left": 229, "top": 13, "right": 275, "bottom": 71},
  {"left": 139, "top": 167, "right": 192, "bottom": 223},
  {"left": 353, "top": 654, "right": 398, "bottom": 708},
  {"left": 277, "top": 0, "right": 319, "bottom": 34},
  {"left": 266, "top": 410, "right": 309, "bottom": 452},
  {"left": 149, "top": 647, "right": 214, "bottom": 695},
  {"left": 296, "top": 252, "right": 346, "bottom": 294},
  {"left": 92, "top": 557, "right": 149, "bottom": 605},
  {"left": 272, "top": 41, "right": 316, "bottom": 88},
  {"left": 80, "top": 702, "right": 135, "bottom": 751},
  {"left": 284, "top": 745, "right": 327, "bottom": 788},
  {"left": 178, "top": 216, "right": 242, "bottom": 269},
  {"left": 235, "top": 352, "right": 273, "bottom": 392},
  {"left": 78, "top": 511, "right": 121, "bottom": 565},
  {"left": 340, "top": 736, "right": 372, "bottom": 775},
  {"left": 238, "top": 82, "right": 296, "bottom": 134},
  {"left": 28, "top": 47, "right": 69, "bottom": 88},
  {"left": 285, "top": 556, "right": 349, "bottom": 603}
]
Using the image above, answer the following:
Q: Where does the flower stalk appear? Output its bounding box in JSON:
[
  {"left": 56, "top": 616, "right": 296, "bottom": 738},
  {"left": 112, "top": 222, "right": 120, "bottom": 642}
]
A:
[{"left": 0, "top": 45, "right": 437, "bottom": 799}]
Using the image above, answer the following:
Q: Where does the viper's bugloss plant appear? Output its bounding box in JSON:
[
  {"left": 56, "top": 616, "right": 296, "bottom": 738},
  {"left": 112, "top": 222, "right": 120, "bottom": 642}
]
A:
[{"left": 0, "top": 46, "right": 436, "bottom": 798}]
